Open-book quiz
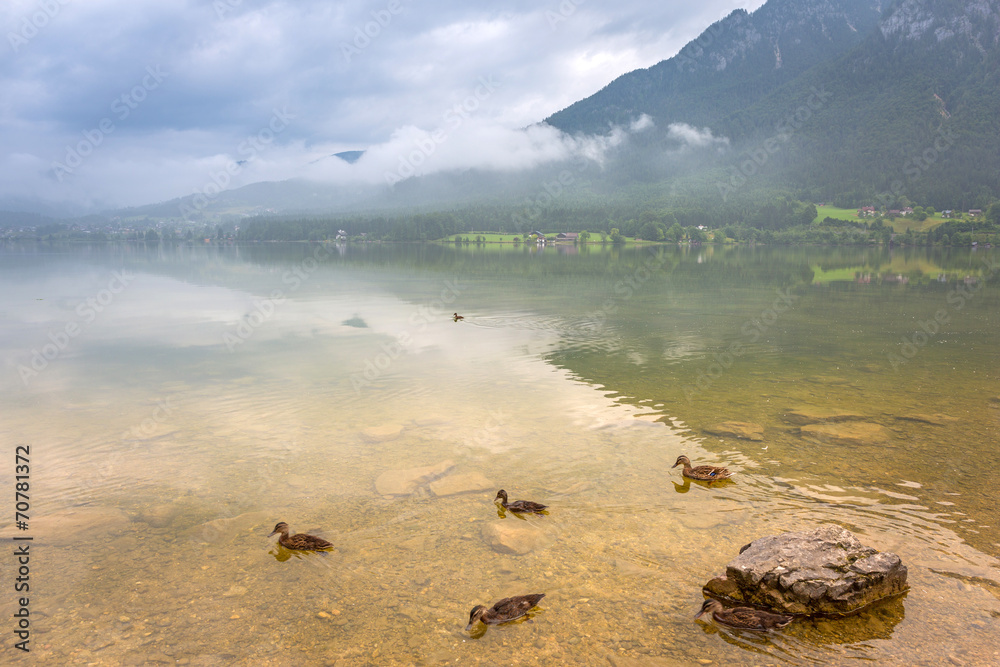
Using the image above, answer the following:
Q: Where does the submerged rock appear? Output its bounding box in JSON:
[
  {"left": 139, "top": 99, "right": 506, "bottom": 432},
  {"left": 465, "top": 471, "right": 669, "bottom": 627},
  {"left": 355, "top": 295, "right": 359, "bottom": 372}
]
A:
[
  {"left": 428, "top": 471, "right": 493, "bottom": 497},
  {"left": 782, "top": 407, "right": 867, "bottom": 425},
  {"left": 361, "top": 423, "right": 404, "bottom": 442},
  {"left": 703, "top": 525, "right": 907, "bottom": 615},
  {"left": 481, "top": 520, "right": 546, "bottom": 555},
  {"left": 896, "top": 413, "right": 957, "bottom": 426},
  {"left": 704, "top": 421, "right": 765, "bottom": 441},
  {"left": 374, "top": 460, "right": 454, "bottom": 497},
  {"left": 799, "top": 422, "right": 891, "bottom": 446},
  {"left": 18, "top": 507, "right": 130, "bottom": 546},
  {"left": 186, "top": 511, "right": 271, "bottom": 544},
  {"left": 137, "top": 503, "right": 182, "bottom": 528}
]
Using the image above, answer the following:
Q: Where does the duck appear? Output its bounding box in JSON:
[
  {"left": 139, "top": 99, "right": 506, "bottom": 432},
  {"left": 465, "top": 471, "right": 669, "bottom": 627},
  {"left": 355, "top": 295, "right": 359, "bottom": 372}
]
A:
[
  {"left": 453, "top": 313, "right": 464, "bottom": 321},
  {"left": 671, "top": 455, "right": 733, "bottom": 482},
  {"left": 466, "top": 594, "right": 546, "bottom": 630},
  {"left": 268, "top": 522, "right": 333, "bottom": 551},
  {"left": 695, "top": 598, "right": 793, "bottom": 631},
  {"left": 495, "top": 489, "right": 548, "bottom": 514}
]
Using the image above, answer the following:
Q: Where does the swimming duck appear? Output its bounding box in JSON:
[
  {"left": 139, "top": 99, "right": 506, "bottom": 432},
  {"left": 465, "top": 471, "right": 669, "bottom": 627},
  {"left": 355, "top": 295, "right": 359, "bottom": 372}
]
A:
[
  {"left": 268, "top": 522, "right": 333, "bottom": 551},
  {"left": 466, "top": 594, "right": 546, "bottom": 630},
  {"left": 453, "top": 313, "right": 464, "bottom": 321},
  {"left": 695, "top": 598, "right": 793, "bottom": 631},
  {"left": 671, "top": 455, "right": 733, "bottom": 482},
  {"left": 495, "top": 489, "right": 548, "bottom": 514}
]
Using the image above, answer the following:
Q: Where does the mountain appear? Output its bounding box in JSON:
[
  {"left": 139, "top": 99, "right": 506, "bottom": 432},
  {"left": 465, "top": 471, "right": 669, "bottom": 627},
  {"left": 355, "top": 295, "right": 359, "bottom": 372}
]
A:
[
  {"left": 29, "top": 0, "right": 1000, "bottom": 230},
  {"left": 545, "top": 0, "right": 888, "bottom": 135},
  {"left": 546, "top": 0, "right": 1000, "bottom": 210},
  {"left": 727, "top": 0, "right": 1000, "bottom": 207},
  {"left": 333, "top": 151, "right": 365, "bottom": 164}
]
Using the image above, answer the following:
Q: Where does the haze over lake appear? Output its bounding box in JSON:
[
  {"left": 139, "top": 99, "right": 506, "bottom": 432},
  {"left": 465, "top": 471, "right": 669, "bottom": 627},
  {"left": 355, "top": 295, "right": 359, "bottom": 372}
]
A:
[{"left": 2, "top": 242, "right": 998, "bottom": 665}]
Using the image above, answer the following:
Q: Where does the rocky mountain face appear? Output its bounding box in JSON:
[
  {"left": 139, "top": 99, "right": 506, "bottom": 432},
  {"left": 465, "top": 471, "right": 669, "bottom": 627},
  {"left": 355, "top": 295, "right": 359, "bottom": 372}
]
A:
[
  {"left": 544, "top": 0, "right": 886, "bottom": 135},
  {"left": 880, "top": 0, "right": 999, "bottom": 49},
  {"left": 547, "top": 0, "right": 1000, "bottom": 208}
]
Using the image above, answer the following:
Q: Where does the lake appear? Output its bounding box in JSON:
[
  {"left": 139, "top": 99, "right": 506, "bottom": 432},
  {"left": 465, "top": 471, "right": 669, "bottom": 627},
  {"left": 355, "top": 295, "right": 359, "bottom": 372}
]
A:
[{"left": 1, "top": 241, "right": 998, "bottom": 666}]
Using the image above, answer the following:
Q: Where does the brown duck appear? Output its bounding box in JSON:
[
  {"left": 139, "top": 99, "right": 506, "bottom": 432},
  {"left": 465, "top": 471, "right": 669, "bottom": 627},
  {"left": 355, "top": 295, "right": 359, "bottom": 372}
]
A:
[
  {"left": 466, "top": 594, "right": 546, "bottom": 630},
  {"left": 672, "top": 455, "right": 733, "bottom": 482},
  {"left": 695, "top": 599, "right": 793, "bottom": 631},
  {"left": 268, "top": 522, "right": 333, "bottom": 551},
  {"left": 453, "top": 313, "right": 464, "bottom": 321},
  {"left": 495, "top": 489, "right": 548, "bottom": 514}
]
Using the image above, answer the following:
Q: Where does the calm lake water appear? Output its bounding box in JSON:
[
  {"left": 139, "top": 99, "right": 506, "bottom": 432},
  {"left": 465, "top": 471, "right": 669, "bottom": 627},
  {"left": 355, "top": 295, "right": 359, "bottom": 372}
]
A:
[{"left": 1, "top": 241, "right": 998, "bottom": 666}]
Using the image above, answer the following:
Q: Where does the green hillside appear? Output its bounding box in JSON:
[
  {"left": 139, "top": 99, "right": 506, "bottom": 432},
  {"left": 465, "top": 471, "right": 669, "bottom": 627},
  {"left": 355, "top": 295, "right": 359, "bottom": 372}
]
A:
[{"left": 546, "top": 0, "right": 1000, "bottom": 211}]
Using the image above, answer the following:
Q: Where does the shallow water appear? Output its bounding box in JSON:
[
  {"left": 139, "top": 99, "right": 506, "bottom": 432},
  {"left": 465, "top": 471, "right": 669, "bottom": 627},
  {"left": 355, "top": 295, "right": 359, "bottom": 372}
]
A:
[{"left": 1, "top": 242, "right": 998, "bottom": 666}]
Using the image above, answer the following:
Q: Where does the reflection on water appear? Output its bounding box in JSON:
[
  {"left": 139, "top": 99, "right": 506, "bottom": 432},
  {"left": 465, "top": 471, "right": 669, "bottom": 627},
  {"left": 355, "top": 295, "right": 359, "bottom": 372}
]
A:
[{"left": 0, "top": 242, "right": 997, "bottom": 665}]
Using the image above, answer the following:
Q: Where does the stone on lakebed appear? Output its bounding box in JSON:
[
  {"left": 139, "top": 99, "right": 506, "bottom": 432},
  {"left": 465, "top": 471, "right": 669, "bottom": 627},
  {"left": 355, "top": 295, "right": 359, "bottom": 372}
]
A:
[
  {"left": 11, "top": 507, "right": 131, "bottom": 546},
  {"left": 374, "top": 460, "right": 454, "bottom": 496},
  {"left": 704, "top": 421, "right": 765, "bottom": 441},
  {"left": 480, "top": 520, "right": 547, "bottom": 555},
  {"left": 361, "top": 423, "right": 404, "bottom": 442},
  {"left": 703, "top": 525, "right": 907, "bottom": 616},
  {"left": 782, "top": 407, "right": 867, "bottom": 425},
  {"left": 799, "top": 421, "right": 891, "bottom": 446},
  {"left": 428, "top": 471, "right": 494, "bottom": 497}
]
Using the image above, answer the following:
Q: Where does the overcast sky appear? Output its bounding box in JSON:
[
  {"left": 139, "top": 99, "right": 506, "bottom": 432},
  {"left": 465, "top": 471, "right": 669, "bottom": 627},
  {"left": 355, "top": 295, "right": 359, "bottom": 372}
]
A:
[{"left": 0, "top": 0, "right": 766, "bottom": 212}]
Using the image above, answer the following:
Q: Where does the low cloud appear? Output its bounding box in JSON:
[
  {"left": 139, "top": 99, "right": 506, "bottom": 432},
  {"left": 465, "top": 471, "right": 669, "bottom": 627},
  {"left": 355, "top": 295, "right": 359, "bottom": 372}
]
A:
[
  {"left": 0, "top": 1, "right": 760, "bottom": 213},
  {"left": 666, "top": 122, "right": 729, "bottom": 151},
  {"left": 298, "top": 115, "right": 654, "bottom": 187}
]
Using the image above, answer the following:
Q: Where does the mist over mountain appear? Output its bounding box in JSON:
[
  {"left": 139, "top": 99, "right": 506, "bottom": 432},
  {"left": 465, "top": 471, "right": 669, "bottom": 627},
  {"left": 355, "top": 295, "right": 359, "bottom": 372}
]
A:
[
  {"left": 6, "top": 0, "right": 999, "bottom": 230},
  {"left": 545, "top": 0, "right": 1000, "bottom": 211}
]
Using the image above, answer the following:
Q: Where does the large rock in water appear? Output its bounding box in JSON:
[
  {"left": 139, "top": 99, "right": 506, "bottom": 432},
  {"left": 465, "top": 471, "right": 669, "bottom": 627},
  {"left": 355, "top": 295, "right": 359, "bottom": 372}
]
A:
[{"left": 703, "top": 525, "right": 907, "bottom": 616}]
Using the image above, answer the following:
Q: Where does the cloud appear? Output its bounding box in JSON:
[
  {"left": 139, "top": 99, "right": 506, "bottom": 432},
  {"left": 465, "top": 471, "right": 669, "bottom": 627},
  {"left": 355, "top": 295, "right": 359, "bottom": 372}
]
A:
[
  {"left": 300, "top": 114, "right": 654, "bottom": 187},
  {"left": 665, "top": 122, "right": 730, "bottom": 151},
  {"left": 0, "top": 0, "right": 765, "bottom": 212}
]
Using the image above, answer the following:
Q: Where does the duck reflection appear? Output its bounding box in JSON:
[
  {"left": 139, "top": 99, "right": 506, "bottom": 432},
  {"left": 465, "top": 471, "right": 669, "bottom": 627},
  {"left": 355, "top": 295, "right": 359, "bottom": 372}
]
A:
[
  {"left": 268, "top": 544, "right": 330, "bottom": 562},
  {"left": 672, "top": 477, "right": 735, "bottom": 493}
]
